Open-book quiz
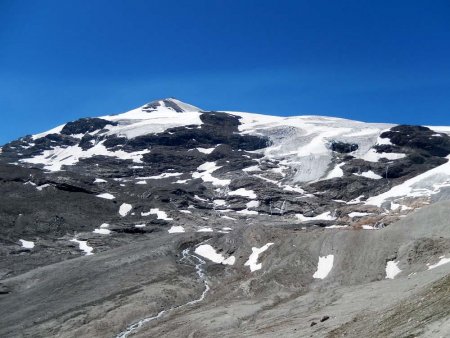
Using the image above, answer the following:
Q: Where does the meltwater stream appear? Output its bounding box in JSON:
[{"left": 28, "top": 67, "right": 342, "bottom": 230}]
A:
[{"left": 115, "top": 248, "right": 209, "bottom": 338}]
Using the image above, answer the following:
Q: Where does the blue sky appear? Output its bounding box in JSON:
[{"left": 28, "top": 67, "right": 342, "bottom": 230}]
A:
[{"left": 1, "top": 0, "right": 450, "bottom": 144}]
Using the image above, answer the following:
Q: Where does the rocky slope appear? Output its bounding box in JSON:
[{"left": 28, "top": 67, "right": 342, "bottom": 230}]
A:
[{"left": 0, "top": 98, "right": 449, "bottom": 337}]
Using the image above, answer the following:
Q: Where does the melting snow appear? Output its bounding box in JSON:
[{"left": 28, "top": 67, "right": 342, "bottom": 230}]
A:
[
  {"left": 119, "top": 203, "right": 132, "bottom": 217},
  {"left": 21, "top": 142, "right": 150, "bottom": 171},
  {"left": 354, "top": 170, "right": 383, "bottom": 180},
  {"left": 174, "top": 179, "right": 190, "bottom": 184},
  {"left": 385, "top": 260, "right": 401, "bottom": 279},
  {"left": 213, "top": 199, "right": 227, "bottom": 206},
  {"left": 194, "top": 244, "right": 235, "bottom": 265},
  {"left": 237, "top": 209, "right": 258, "bottom": 215},
  {"left": 141, "top": 208, "right": 172, "bottom": 220},
  {"left": 195, "top": 147, "right": 216, "bottom": 154},
  {"left": 197, "top": 227, "right": 213, "bottom": 232},
  {"left": 168, "top": 226, "right": 185, "bottom": 233},
  {"left": 324, "top": 163, "right": 344, "bottom": 180},
  {"left": 97, "top": 193, "right": 115, "bottom": 200},
  {"left": 36, "top": 184, "right": 51, "bottom": 191},
  {"left": 244, "top": 243, "right": 274, "bottom": 272},
  {"left": 93, "top": 228, "right": 111, "bottom": 235},
  {"left": 228, "top": 188, "right": 257, "bottom": 199},
  {"left": 296, "top": 211, "right": 336, "bottom": 221},
  {"left": 70, "top": 239, "right": 94, "bottom": 255},
  {"left": 325, "top": 224, "right": 348, "bottom": 229},
  {"left": 139, "top": 173, "right": 183, "bottom": 179},
  {"left": 361, "top": 224, "right": 377, "bottom": 230},
  {"left": 194, "top": 195, "right": 208, "bottom": 202},
  {"left": 361, "top": 149, "right": 406, "bottom": 162},
  {"left": 348, "top": 212, "right": 370, "bottom": 218},
  {"left": 428, "top": 256, "right": 450, "bottom": 270},
  {"left": 192, "top": 162, "right": 231, "bottom": 187},
  {"left": 94, "top": 178, "right": 107, "bottom": 183},
  {"left": 313, "top": 255, "right": 334, "bottom": 279},
  {"left": 19, "top": 239, "right": 34, "bottom": 249},
  {"left": 243, "top": 165, "right": 261, "bottom": 172},
  {"left": 246, "top": 200, "right": 260, "bottom": 208}
]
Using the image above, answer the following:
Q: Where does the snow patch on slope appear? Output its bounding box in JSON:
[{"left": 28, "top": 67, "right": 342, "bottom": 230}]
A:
[
  {"left": 244, "top": 243, "right": 274, "bottom": 272},
  {"left": 313, "top": 255, "right": 334, "bottom": 279},
  {"left": 194, "top": 244, "right": 235, "bottom": 265}
]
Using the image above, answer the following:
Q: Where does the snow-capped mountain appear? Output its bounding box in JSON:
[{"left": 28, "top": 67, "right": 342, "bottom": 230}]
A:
[{"left": 1, "top": 98, "right": 450, "bottom": 338}]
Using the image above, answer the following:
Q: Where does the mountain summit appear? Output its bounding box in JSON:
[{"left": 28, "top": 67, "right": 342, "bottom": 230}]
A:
[
  {"left": 1, "top": 100, "right": 450, "bottom": 337},
  {"left": 141, "top": 98, "right": 202, "bottom": 113}
]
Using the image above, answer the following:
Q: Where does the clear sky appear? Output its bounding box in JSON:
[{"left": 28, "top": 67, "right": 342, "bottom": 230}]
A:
[{"left": 1, "top": 0, "right": 450, "bottom": 144}]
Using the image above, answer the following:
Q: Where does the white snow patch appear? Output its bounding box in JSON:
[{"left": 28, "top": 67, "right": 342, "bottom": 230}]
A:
[
  {"left": 325, "top": 224, "right": 348, "bottom": 229},
  {"left": 246, "top": 200, "right": 260, "bottom": 208},
  {"left": 97, "top": 193, "right": 115, "bottom": 200},
  {"left": 21, "top": 142, "right": 150, "bottom": 171},
  {"left": 296, "top": 211, "right": 336, "bottom": 221},
  {"left": 197, "top": 227, "right": 213, "bottom": 232},
  {"left": 354, "top": 170, "right": 383, "bottom": 180},
  {"left": 213, "top": 199, "right": 227, "bottom": 206},
  {"left": 376, "top": 136, "right": 393, "bottom": 145},
  {"left": 228, "top": 188, "right": 257, "bottom": 199},
  {"left": 385, "top": 260, "right": 401, "bottom": 279},
  {"left": 244, "top": 243, "right": 274, "bottom": 272},
  {"left": 194, "top": 244, "right": 235, "bottom": 265},
  {"left": 94, "top": 178, "right": 107, "bottom": 183},
  {"left": 348, "top": 212, "right": 370, "bottom": 218},
  {"left": 194, "top": 195, "right": 208, "bottom": 202},
  {"left": 179, "top": 210, "right": 192, "bottom": 214},
  {"left": 237, "top": 209, "right": 259, "bottom": 215},
  {"left": 141, "top": 208, "right": 172, "bottom": 220},
  {"left": 134, "top": 224, "right": 146, "bottom": 228},
  {"left": 192, "top": 162, "right": 231, "bottom": 187},
  {"left": 324, "top": 163, "right": 344, "bottom": 180},
  {"left": 361, "top": 149, "right": 406, "bottom": 162},
  {"left": 93, "top": 228, "right": 111, "bottom": 235},
  {"left": 139, "top": 172, "right": 183, "bottom": 180},
  {"left": 283, "top": 185, "right": 305, "bottom": 193},
  {"left": 313, "top": 255, "right": 334, "bottom": 279},
  {"left": 243, "top": 165, "right": 261, "bottom": 172},
  {"left": 347, "top": 195, "right": 365, "bottom": 205},
  {"left": 174, "top": 179, "right": 190, "bottom": 184},
  {"left": 361, "top": 224, "right": 377, "bottom": 230},
  {"left": 168, "top": 225, "right": 185, "bottom": 233},
  {"left": 195, "top": 147, "right": 216, "bottom": 154},
  {"left": 70, "top": 239, "right": 94, "bottom": 255},
  {"left": 19, "top": 239, "right": 34, "bottom": 249},
  {"left": 136, "top": 180, "right": 147, "bottom": 185},
  {"left": 36, "top": 184, "right": 51, "bottom": 191},
  {"left": 428, "top": 256, "right": 450, "bottom": 270},
  {"left": 119, "top": 203, "right": 132, "bottom": 217}
]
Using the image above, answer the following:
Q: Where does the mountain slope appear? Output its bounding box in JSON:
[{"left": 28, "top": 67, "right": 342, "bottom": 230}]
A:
[{"left": 0, "top": 98, "right": 449, "bottom": 338}]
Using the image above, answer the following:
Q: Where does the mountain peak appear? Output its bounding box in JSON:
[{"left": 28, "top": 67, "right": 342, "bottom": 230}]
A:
[{"left": 142, "top": 98, "right": 202, "bottom": 113}]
